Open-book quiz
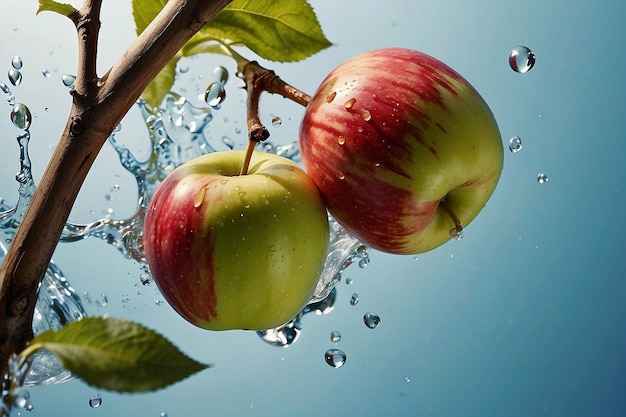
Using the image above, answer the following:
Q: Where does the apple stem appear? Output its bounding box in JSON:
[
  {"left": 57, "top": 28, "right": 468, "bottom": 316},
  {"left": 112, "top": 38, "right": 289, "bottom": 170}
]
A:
[
  {"left": 240, "top": 139, "right": 257, "bottom": 175},
  {"left": 236, "top": 59, "right": 312, "bottom": 175},
  {"left": 440, "top": 197, "right": 464, "bottom": 239}
]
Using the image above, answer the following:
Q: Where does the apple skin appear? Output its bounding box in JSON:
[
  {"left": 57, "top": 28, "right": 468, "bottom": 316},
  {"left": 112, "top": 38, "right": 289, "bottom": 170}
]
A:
[
  {"left": 299, "top": 47, "right": 504, "bottom": 254},
  {"left": 143, "top": 150, "right": 330, "bottom": 331}
]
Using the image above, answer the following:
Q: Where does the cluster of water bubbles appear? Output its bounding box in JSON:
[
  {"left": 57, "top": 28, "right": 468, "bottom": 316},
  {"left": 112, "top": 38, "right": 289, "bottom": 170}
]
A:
[{"left": 506, "top": 46, "right": 547, "bottom": 183}]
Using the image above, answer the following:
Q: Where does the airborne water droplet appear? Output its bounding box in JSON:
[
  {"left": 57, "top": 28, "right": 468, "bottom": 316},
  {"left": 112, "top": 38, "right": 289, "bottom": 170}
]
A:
[
  {"left": 11, "top": 55, "right": 23, "bottom": 70},
  {"left": 330, "top": 330, "right": 342, "bottom": 342},
  {"left": 221, "top": 135, "right": 235, "bottom": 149},
  {"left": 508, "top": 46, "right": 536, "bottom": 73},
  {"left": 537, "top": 173, "right": 548, "bottom": 184},
  {"left": 88, "top": 395, "right": 102, "bottom": 408},
  {"left": 363, "top": 312, "right": 381, "bottom": 329},
  {"left": 204, "top": 81, "right": 226, "bottom": 108},
  {"left": 11, "top": 103, "right": 32, "bottom": 130},
  {"left": 62, "top": 74, "right": 76, "bottom": 88},
  {"left": 324, "top": 348, "right": 346, "bottom": 368},
  {"left": 271, "top": 116, "right": 282, "bottom": 128},
  {"left": 213, "top": 66, "right": 229, "bottom": 84},
  {"left": 349, "top": 292, "right": 359, "bottom": 306},
  {"left": 8, "top": 69, "right": 22, "bottom": 86},
  {"left": 42, "top": 68, "right": 52, "bottom": 78},
  {"left": 508, "top": 136, "right": 523, "bottom": 153}
]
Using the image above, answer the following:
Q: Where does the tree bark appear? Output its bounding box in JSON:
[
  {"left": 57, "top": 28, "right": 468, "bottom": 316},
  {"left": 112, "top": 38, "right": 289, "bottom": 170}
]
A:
[{"left": 0, "top": 0, "right": 232, "bottom": 375}]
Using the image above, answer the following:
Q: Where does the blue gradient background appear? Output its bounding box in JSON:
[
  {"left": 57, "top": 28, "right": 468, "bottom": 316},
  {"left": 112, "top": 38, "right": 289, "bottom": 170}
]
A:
[{"left": 1, "top": 0, "right": 625, "bottom": 416}]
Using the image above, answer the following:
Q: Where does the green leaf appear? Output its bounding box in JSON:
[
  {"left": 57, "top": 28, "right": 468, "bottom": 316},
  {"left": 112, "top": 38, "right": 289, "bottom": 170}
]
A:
[
  {"left": 24, "top": 317, "right": 211, "bottom": 393},
  {"left": 202, "top": 0, "right": 332, "bottom": 62},
  {"left": 142, "top": 58, "right": 179, "bottom": 108},
  {"left": 37, "top": 0, "right": 78, "bottom": 17},
  {"left": 131, "top": 0, "right": 167, "bottom": 35}
]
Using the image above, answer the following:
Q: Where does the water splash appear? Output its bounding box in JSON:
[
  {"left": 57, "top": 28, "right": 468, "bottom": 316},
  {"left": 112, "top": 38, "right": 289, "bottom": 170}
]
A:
[{"left": 0, "top": 61, "right": 372, "bottom": 382}]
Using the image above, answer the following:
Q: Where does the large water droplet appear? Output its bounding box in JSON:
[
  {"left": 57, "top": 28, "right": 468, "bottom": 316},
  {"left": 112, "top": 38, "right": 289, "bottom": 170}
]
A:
[
  {"left": 363, "top": 312, "right": 381, "bottom": 329},
  {"left": 509, "top": 46, "right": 536, "bottom": 73},
  {"left": 361, "top": 109, "right": 372, "bottom": 121},
  {"left": 508, "top": 136, "right": 523, "bottom": 153},
  {"left": 88, "top": 395, "right": 102, "bottom": 408},
  {"left": 204, "top": 81, "right": 226, "bottom": 108},
  {"left": 11, "top": 55, "right": 23, "bottom": 70},
  {"left": 537, "top": 173, "right": 548, "bottom": 184},
  {"left": 62, "top": 74, "right": 76, "bottom": 88},
  {"left": 344, "top": 97, "right": 356, "bottom": 109},
  {"left": 8, "top": 69, "right": 22, "bottom": 86},
  {"left": 11, "top": 103, "right": 32, "bottom": 130},
  {"left": 324, "top": 349, "right": 346, "bottom": 368},
  {"left": 213, "top": 66, "right": 229, "bottom": 84}
]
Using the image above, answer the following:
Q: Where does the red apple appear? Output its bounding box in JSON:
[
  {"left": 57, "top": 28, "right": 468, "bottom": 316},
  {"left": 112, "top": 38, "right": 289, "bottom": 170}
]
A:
[
  {"left": 299, "top": 47, "right": 504, "bottom": 254},
  {"left": 143, "top": 150, "right": 330, "bottom": 330}
]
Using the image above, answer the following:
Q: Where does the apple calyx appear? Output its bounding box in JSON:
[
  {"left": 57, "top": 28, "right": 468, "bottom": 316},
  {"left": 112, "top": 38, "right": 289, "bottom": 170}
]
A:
[{"left": 439, "top": 197, "right": 464, "bottom": 240}]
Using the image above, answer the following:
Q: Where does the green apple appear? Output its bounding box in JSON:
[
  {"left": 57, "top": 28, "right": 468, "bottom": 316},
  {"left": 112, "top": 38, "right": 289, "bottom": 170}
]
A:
[
  {"left": 299, "top": 47, "right": 504, "bottom": 254},
  {"left": 143, "top": 150, "right": 330, "bottom": 330}
]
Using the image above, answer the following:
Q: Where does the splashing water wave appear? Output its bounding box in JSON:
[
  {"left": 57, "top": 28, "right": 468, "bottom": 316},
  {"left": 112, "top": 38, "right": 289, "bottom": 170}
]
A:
[{"left": 0, "top": 71, "right": 368, "bottom": 387}]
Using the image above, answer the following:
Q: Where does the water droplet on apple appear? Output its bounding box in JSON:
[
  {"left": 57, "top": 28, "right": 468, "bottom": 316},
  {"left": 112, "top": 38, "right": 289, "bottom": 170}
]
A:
[
  {"left": 508, "top": 46, "right": 536, "bottom": 73},
  {"left": 361, "top": 109, "right": 372, "bottom": 121},
  {"left": 11, "top": 55, "right": 23, "bottom": 70},
  {"left": 337, "top": 136, "right": 346, "bottom": 145},
  {"left": 8, "top": 68, "right": 22, "bottom": 86},
  {"left": 88, "top": 395, "right": 102, "bottom": 408},
  {"left": 330, "top": 330, "right": 342, "bottom": 342},
  {"left": 62, "top": 74, "right": 76, "bottom": 88},
  {"left": 508, "top": 136, "right": 523, "bottom": 153},
  {"left": 324, "top": 349, "right": 346, "bottom": 368},
  {"left": 271, "top": 116, "right": 282, "bottom": 128},
  {"left": 220, "top": 179, "right": 228, "bottom": 185},
  {"left": 257, "top": 317, "right": 302, "bottom": 347},
  {"left": 537, "top": 173, "right": 548, "bottom": 184},
  {"left": 344, "top": 97, "right": 356, "bottom": 109},
  {"left": 193, "top": 187, "right": 206, "bottom": 208},
  {"left": 349, "top": 292, "right": 359, "bottom": 306},
  {"left": 363, "top": 312, "right": 381, "bottom": 329},
  {"left": 338, "top": 172, "right": 346, "bottom": 180},
  {"left": 10, "top": 103, "right": 32, "bottom": 130},
  {"left": 326, "top": 91, "right": 336, "bottom": 103}
]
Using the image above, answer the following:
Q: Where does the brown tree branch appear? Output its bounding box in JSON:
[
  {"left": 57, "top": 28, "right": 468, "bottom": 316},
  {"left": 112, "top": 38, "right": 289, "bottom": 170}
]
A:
[{"left": 0, "top": 0, "right": 232, "bottom": 375}]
